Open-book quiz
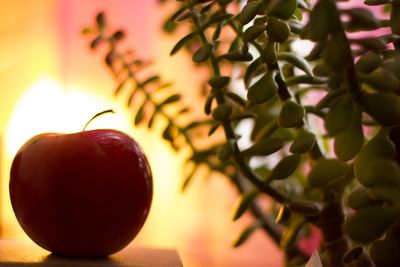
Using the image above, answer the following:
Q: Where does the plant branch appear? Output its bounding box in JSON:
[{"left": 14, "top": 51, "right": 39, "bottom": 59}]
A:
[{"left": 187, "top": 0, "right": 290, "bottom": 204}]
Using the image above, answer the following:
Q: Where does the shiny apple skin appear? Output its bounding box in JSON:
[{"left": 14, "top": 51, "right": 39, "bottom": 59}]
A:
[{"left": 9, "top": 129, "right": 153, "bottom": 257}]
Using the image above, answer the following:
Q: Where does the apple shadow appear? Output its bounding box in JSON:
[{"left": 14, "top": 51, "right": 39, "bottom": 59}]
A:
[{"left": 42, "top": 253, "right": 119, "bottom": 266}]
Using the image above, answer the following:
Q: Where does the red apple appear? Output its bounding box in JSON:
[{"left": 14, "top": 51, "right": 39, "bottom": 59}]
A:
[{"left": 9, "top": 129, "right": 153, "bottom": 257}]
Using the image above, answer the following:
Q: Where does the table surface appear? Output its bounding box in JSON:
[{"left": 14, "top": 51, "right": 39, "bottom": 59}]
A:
[{"left": 0, "top": 239, "right": 183, "bottom": 267}]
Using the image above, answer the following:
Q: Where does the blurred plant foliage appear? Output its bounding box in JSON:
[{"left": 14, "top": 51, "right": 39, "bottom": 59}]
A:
[{"left": 84, "top": 0, "right": 400, "bottom": 266}]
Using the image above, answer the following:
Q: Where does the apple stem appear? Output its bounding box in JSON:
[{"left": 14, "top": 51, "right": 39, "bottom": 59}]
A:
[{"left": 83, "top": 109, "right": 116, "bottom": 131}]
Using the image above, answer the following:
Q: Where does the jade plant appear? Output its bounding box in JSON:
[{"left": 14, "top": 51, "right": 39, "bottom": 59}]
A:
[{"left": 84, "top": 0, "right": 400, "bottom": 266}]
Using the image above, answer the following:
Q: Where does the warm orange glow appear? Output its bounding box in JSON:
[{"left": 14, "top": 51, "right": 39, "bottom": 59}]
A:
[
  {"left": 2, "top": 77, "right": 136, "bottom": 237},
  {"left": 6, "top": 77, "right": 132, "bottom": 157}
]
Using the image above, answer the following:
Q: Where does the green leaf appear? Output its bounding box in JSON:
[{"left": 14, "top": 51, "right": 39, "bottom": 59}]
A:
[
  {"left": 353, "top": 37, "right": 387, "bottom": 51},
  {"left": 344, "top": 8, "right": 380, "bottom": 31},
  {"left": 200, "top": 2, "right": 214, "bottom": 14},
  {"left": 247, "top": 71, "right": 278, "bottom": 104},
  {"left": 354, "top": 129, "right": 396, "bottom": 186},
  {"left": 140, "top": 75, "right": 160, "bottom": 87},
  {"left": 170, "top": 32, "right": 197, "bottom": 56},
  {"left": 177, "top": 107, "right": 189, "bottom": 115},
  {"left": 348, "top": 187, "right": 381, "bottom": 210},
  {"left": 334, "top": 105, "right": 364, "bottom": 161},
  {"left": 233, "top": 221, "right": 262, "bottom": 247},
  {"left": 134, "top": 102, "right": 146, "bottom": 125},
  {"left": 269, "top": 0, "right": 297, "bottom": 20},
  {"left": 147, "top": 111, "right": 157, "bottom": 129},
  {"left": 239, "top": 1, "right": 263, "bottom": 25},
  {"left": 254, "top": 16, "right": 267, "bottom": 25},
  {"left": 390, "top": 4, "right": 400, "bottom": 35},
  {"left": 316, "top": 88, "right": 346, "bottom": 109},
  {"left": 382, "top": 54, "right": 400, "bottom": 80},
  {"left": 208, "top": 123, "right": 220, "bottom": 136},
  {"left": 290, "top": 130, "right": 316, "bottom": 154},
  {"left": 361, "top": 159, "right": 400, "bottom": 188},
  {"left": 308, "top": 159, "right": 348, "bottom": 187},
  {"left": 219, "top": 51, "right": 253, "bottom": 62},
  {"left": 228, "top": 37, "right": 240, "bottom": 53},
  {"left": 355, "top": 52, "right": 382, "bottom": 73},
  {"left": 175, "top": 10, "right": 195, "bottom": 22},
  {"left": 208, "top": 76, "right": 230, "bottom": 89},
  {"left": 287, "top": 200, "right": 322, "bottom": 217},
  {"left": 82, "top": 27, "right": 92, "bottom": 35},
  {"left": 185, "top": 121, "right": 206, "bottom": 130},
  {"left": 323, "top": 35, "right": 346, "bottom": 69},
  {"left": 359, "top": 70, "right": 400, "bottom": 92},
  {"left": 204, "top": 95, "right": 214, "bottom": 115},
  {"left": 344, "top": 205, "right": 397, "bottom": 243},
  {"left": 169, "top": 6, "right": 187, "bottom": 22},
  {"left": 301, "top": 1, "right": 332, "bottom": 41},
  {"left": 278, "top": 52, "right": 313, "bottom": 77},
  {"left": 284, "top": 75, "right": 327, "bottom": 86},
  {"left": 231, "top": 190, "right": 259, "bottom": 221},
  {"left": 244, "top": 58, "right": 262, "bottom": 87},
  {"left": 369, "top": 185, "right": 400, "bottom": 203},
  {"left": 364, "top": 0, "right": 389, "bottom": 5},
  {"left": 163, "top": 20, "right": 177, "bottom": 33},
  {"left": 324, "top": 94, "right": 354, "bottom": 136},
  {"left": 362, "top": 92, "right": 400, "bottom": 126},
  {"left": 252, "top": 120, "right": 279, "bottom": 143},
  {"left": 127, "top": 89, "right": 139, "bottom": 106},
  {"left": 278, "top": 100, "right": 305, "bottom": 128},
  {"left": 96, "top": 12, "right": 106, "bottom": 29},
  {"left": 261, "top": 41, "right": 278, "bottom": 64},
  {"left": 212, "top": 24, "right": 222, "bottom": 41},
  {"left": 111, "top": 30, "right": 124, "bottom": 41},
  {"left": 243, "top": 25, "right": 266, "bottom": 42},
  {"left": 225, "top": 92, "right": 246, "bottom": 107},
  {"left": 114, "top": 79, "right": 127, "bottom": 95},
  {"left": 268, "top": 154, "right": 301, "bottom": 181},
  {"left": 242, "top": 137, "right": 284, "bottom": 157},
  {"left": 162, "top": 123, "right": 173, "bottom": 141},
  {"left": 212, "top": 104, "right": 233, "bottom": 121},
  {"left": 203, "top": 13, "right": 233, "bottom": 27},
  {"left": 266, "top": 17, "right": 290, "bottom": 43},
  {"left": 161, "top": 94, "right": 181, "bottom": 106},
  {"left": 192, "top": 44, "right": 213, "bottom": 63},
  {"left": 306, "top": 41, "right": 325, "bottom": 61},
  {"left": 181, "top": 166, "right": 197, "bottom": 192},
  {"left": 312, "top": 63, "right": 330, "bottom": 77},
  {"left": 217, "top": 140, "right": 235, "bottom": 162}
]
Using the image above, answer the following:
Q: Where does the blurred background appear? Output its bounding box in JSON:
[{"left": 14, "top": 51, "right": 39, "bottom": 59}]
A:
[{"left": 0, "top": 0, "right": 283, "bottom": 266}]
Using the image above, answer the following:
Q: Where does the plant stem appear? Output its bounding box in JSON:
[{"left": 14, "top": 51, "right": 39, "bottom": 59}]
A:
[
  {"left": 226, "top": 15, "right": 324, "bottom": 160},
  {"left": 317, "top": 190, "right": 350, "bottom": 267},
  {"left": 327, "top": 1, "right": 362, "bottom": 100},
  {"left": 313, "top": 1, "right": 366, "bottom": 266},
  {"left": 111, "top": 53, "right": 198, "bottom": 154},
  {"left": 82, "top": 109, "right": 115, "bottom": 131},
  {"left": 233, "top": 173, "right": 309, "bottom": 260},
  {"left": 182, "top": 1, "right": 311, "bottom": 259},
  {"left": 187, "top": 0, "right": 290, "bottom": 204}
]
